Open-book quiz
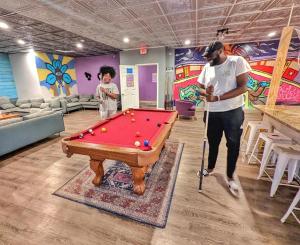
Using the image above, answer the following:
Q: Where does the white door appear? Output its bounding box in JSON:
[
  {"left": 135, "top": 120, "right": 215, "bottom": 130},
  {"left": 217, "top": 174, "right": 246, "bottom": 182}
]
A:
[{"left": 119, "top": 65, "right": 139, "bottom": 110}]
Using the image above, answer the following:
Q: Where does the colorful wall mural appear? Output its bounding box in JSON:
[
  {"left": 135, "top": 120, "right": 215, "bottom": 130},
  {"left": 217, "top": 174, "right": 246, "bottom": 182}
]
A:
[
  {"left": 174, "top": 38, "right": 300, "bottom": 107},
  {"left": 35, "top": 52, "right": 78, "bottom": 97}
]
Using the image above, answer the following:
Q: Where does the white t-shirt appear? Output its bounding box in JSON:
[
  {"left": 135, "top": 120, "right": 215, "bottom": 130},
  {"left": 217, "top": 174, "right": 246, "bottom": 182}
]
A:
[
  {"left": 197, "top": 55, "right": 251, "bottom": 112},
  {"left": 96, "top": 82, "right": 119, "bottom": 111}
]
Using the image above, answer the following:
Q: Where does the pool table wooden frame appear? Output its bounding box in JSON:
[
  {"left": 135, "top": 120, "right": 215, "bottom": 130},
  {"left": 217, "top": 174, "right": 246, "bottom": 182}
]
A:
[{"left": 62, "top": 108, "right": 177, "bottom": 195}]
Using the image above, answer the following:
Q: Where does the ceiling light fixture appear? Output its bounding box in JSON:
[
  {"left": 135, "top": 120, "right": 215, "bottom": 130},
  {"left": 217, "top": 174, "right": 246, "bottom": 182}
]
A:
[
  {"left": 76, "top": 43, "right": 83, "bottom": 49},
  {"left": 184, "top": 39, "right": 191, "bottom": 45},
  {"left": 56, "top": 50, "right": 75, "bottom": 53},
  {"left": 268, "top": 31, "right": 276, "bottom": 37},
  {"left": 123, "top": 37, "right": 130, "bottom": 43},
  {"left": 17, "top": 39, "right": 26, "bottom": 45},
  {"left": 0, "top": 21, "right": 9, "bottom": 29}
]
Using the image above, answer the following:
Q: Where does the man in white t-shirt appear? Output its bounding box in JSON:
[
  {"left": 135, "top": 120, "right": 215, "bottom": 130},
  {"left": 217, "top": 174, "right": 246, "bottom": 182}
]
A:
[
  {"left": 96, "top": 66, "right": 119, "bottom": 119},
  {"left": 197, "top": 41, "right": 251, "bottom": 194}
]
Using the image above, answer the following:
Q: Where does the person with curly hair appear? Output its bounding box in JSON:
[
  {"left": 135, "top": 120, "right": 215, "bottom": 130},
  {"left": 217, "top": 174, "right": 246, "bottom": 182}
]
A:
[{"left": 96, "top": 66, "right": 119, "bottom": 119}]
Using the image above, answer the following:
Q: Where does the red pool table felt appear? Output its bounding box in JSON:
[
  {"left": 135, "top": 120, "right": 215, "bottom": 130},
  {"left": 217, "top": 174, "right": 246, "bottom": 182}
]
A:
[{"left": 73, "top": 109, "right": 176, "bottom": 151}]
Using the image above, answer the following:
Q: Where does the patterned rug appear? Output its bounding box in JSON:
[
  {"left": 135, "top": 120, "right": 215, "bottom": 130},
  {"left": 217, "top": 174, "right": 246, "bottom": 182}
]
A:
[{"left": 53, "top": 141, "right": 183, "bottom": 228}]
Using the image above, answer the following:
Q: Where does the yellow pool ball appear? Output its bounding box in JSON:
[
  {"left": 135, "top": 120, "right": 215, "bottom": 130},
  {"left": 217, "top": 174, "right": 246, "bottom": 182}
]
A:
[{"left": 101, "top": 127, "right": 107, "bottom": 132}]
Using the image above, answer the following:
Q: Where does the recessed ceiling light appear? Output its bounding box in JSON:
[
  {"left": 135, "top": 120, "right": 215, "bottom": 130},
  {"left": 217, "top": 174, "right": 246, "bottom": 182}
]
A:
[
  {"left": 17, "top": 39, "right": 26, "bottom": 45},
  {"left": 184, "top": 39, "right": 191, "bottom": 45},
  {"left": 56, "top": 49, "right": 75, "bottom": 53},
  {"left": 268, "top": 31, "right": 276, "bottom": 37},
  {"left": 80, "top": 39, "right": 85, "bottom": 42},
  {"left": 0, "top": 21, "right": 9, "bottom": 29},
  {"left": 123, "top": 37, "right": 130, "bottom": 43},
  {"left": 76, "top": 43, "right": 83, "bottom": 49}
]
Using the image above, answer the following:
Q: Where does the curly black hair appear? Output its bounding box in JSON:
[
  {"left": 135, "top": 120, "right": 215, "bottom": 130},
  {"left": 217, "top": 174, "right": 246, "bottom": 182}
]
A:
[{"left": 97, "top": 66, "right": 116, "bottom": 80}]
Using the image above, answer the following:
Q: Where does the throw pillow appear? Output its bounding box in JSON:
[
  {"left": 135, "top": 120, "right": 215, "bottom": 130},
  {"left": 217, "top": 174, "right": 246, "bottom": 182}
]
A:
[
  {"left": 71, "top": 98, "right": 79, "bottom": 103},
  {"left": 0, "top": 103, "right": 16, "bottom": 110},
  {"left": 79, "top": 98, "right": 90, "bottom": 102},
  {"left": 16, "top": 99, "right": 30, "bottom": 106},
  {"left": 19, "top": 103, "right": 32, "bottom": 109},
  {"left": 40, "top": 103, "right": 50, "bottom": 109},
  {"left": 31, "top": 102, "right": 43, "bottom": 108}
]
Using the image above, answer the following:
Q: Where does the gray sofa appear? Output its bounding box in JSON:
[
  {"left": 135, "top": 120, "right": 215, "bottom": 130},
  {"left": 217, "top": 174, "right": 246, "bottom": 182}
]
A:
[
  {"left": 59, "top": 95, "right": 100, "bottom": 113},
  {"left": 0, "top": 96, "right": 63, "bottom": 114},
  {"left": 0, "top": 111, "right": 65, "bottom": 156}
]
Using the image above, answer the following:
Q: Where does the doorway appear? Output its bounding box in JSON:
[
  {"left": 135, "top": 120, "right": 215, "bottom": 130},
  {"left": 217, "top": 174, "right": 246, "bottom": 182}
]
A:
[{"left": 137, "top": 63, "right": 158, "bottom": 108}]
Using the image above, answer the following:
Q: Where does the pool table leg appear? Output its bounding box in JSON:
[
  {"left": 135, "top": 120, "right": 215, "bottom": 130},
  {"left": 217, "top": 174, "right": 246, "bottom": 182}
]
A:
[
  {"left": 131, "top": 166, "right": 147, "bottom": 195},
  {"left": 90, "top": 158, "right": 104, "bottom": 186}
]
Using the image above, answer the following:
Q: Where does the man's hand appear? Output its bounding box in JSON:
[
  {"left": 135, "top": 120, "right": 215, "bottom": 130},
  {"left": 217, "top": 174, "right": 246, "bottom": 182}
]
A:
[
  {"left": 206, "top": 85, "right": 214, "bottom": 95},
  {"left": 206, "top": 94, "right": 218, "bottom": 102}
]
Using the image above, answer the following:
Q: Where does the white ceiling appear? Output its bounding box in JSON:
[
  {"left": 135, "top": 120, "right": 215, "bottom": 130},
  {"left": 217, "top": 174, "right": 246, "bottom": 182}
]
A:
[{"left": 0, "top": 0, "right": 299, "bottom": 52}]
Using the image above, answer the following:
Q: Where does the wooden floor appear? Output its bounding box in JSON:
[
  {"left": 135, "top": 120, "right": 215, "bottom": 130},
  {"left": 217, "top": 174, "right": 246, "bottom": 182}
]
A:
[{"left": 0, "top": 109, "right": 299, "bottom": 245}]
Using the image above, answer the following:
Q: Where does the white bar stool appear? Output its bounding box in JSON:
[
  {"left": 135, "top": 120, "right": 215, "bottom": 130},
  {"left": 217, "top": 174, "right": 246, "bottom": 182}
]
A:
[
  {"left": 269, "top": 144, "right": 300, "bottom": 197},
  {"left": 247, "top": 132, "right": 293, "bottom": 178},
  {"left": 281, "top": 188, "right": 300, "bottom": 224},
  {"left": 242, "top": 121, "right": 271, "bottom": 156}
]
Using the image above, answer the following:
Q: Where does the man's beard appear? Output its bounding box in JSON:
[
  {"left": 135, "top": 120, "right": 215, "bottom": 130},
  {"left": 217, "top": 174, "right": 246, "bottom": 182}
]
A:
[{"left": 209, "top": 55, "right": 221, "bottom": 66}]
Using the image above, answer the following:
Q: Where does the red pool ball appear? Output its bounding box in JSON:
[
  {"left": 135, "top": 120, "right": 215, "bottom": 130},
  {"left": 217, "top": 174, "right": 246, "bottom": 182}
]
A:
[
  {"left": 135, "top": 131, "right": 141, "bottom": 137},
  {"left": 131, "top": 118, "right": 135, "bottom": 122}
]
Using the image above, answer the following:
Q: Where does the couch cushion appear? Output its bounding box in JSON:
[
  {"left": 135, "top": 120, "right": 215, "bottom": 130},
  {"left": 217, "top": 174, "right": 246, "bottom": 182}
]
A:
[
  {"left": 23, "top": 110, "right": 54, "bottom": 120},
  {"left": 16, "top": 99, "right": 30, "bottom": 106},
  {"left": 81, "top": 102, "right": 99, "bottom": 106},
  {"left": 0, "top": 96, "right": 10, "bottom": 105},
  {"left": 46, "top": 98, "right": 61, "bottom": 108},
  {"left": 40, "top": 103, "right": 50, "bottom": 109},
  {"left": 67, "top": 102, "right": 81, "bottom": 107},
  {"left": 0, "top": 103, "right": 16, "bottom": 110},
  {"left": 79, "top": 97, "right": 90, "bottom": 102},
  {"left": 0, "top": 117, "right": 23, "bottom": 126},
  {"left": 19, "top": 103, "right": 32, "bottom": 109},
  {"left": 70, "top": 98, "right": 79, "bottom": 103},
  {"left": 90, "top": 99, "right": 99, "bottom": 102},
  {"left": 31, "top": 102, "right": 43, "bottom": 108},
  {"left": 30, "top": 98, "right": 44, "bottom": 103},
  {"left": 79, "top": 95, "right": 92, "bottom": 99}
]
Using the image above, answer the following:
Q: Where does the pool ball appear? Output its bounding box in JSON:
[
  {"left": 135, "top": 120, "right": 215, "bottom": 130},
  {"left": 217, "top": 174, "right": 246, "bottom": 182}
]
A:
[
  {"left": 126, "top": 110, "right": 130, "bottom": 114},
  {"left": 135, "top": 131, "right": 141, "bottom": 137},
  {"left": 146, "top": 118, "right": 150, "bottom": 121},
  {"left": 134, "top": 141, "right": 141, "bottom": 147},
  {"left": 88, "top": 129, "right": 95, "bottom": 135},
  {"left": 101, "top": 127, "right": 107, "bottom": 132},
  {"left": 130, "top": 112, "right": 134, "bottom": 116},
  {"left": 131, "top": 118, "right": 135, "bottom": 122},
  {"left": 144, "top": 140, "right": 149, "bottom": 147},
  {"left": 157, "top": 123, "right": 161, "bottom": 127},
  {"left": 79, "top": 133, "right": 84, "bottom": 139}
]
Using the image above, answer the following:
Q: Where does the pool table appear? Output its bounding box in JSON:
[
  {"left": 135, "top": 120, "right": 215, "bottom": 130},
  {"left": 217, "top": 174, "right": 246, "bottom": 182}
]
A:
[{"left": 62, "top": 108, "right": 177, "bottom": 195}]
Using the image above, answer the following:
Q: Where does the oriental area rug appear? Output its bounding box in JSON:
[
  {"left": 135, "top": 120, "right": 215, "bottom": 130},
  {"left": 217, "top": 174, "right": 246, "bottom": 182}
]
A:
[{"left": 53, "top": 141, "right": 183, "bottom": 228}]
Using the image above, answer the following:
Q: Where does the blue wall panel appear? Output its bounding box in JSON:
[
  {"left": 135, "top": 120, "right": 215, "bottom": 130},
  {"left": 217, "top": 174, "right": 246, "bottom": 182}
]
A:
[{"left": 0, "top": 53, "right": 17, "bottom": 98}]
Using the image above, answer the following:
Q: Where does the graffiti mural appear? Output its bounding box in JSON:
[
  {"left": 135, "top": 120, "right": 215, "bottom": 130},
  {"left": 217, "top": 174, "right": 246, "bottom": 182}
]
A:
[
  {"left": 35, "top": 52, "right": 78, "bottom": 97},
  {"left": 174, "top": 38, "right": 300, "bottom": 107}
]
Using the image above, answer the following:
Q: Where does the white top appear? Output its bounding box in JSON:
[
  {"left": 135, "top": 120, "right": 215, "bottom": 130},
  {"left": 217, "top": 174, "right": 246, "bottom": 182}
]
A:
[
  {"left": 197, "top": 55, "right": 252, "bottom": 112},
  {"left": 96, "top": 82, "right": 119, "bottom": 111}
]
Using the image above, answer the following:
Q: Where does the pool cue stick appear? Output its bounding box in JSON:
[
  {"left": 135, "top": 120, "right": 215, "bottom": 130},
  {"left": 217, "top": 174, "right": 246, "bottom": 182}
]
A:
[{"left": 198, "top": 99, "right": 209, "bottom": 192}]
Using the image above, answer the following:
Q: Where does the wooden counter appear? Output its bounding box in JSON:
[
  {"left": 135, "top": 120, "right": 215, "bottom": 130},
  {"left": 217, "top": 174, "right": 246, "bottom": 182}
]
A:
[{"left": 254, "top": 105, "right": 300, "bottom": 143}]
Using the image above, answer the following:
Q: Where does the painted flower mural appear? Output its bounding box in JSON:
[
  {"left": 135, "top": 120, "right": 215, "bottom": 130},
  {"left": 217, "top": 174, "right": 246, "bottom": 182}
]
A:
[{"left": 35, "top": 52, "right": 77, "bottom": 96}]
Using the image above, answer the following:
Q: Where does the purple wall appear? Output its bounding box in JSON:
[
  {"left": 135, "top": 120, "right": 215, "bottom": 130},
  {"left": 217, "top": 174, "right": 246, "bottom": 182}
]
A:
[
  {"left": 138, "top": 65, "right": 157, "bottom": 101},
  {"left": 75, "top": 54, "right": 120, "bottom": 95}
]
